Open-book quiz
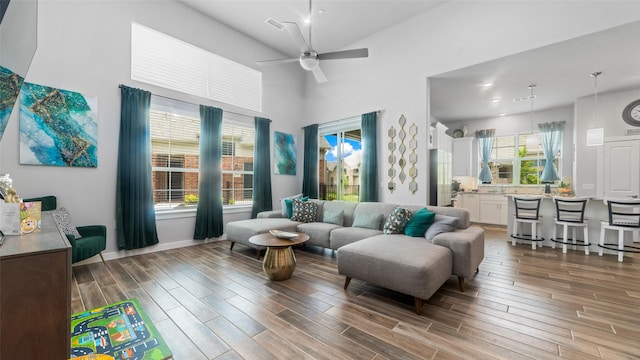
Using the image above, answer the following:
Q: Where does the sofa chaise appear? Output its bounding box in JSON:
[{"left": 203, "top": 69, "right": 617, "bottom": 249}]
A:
[{"left": 226, "top": 200, "right": 484, "bottom": 314}]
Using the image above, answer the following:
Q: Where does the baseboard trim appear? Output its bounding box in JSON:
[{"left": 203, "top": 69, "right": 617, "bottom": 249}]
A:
[{"left": 72, "top": 236, "right": 226, "bottom": 266}]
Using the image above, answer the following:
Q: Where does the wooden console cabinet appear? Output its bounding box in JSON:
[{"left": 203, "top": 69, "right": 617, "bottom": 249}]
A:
[{"left": 0, "top": 212, "right": 71, "bottom": 359}]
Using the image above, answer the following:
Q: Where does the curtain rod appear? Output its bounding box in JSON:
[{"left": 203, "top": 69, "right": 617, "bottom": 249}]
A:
[
  {"left": 118, "top": 84, "right": 260, "bottom": 120},
  {"left": 302, "top": 109, "right": 383, "bottom": 129}
]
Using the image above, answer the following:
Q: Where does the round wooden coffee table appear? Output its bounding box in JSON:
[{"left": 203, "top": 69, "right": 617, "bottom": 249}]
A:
[{"left": 249, "top": 232, "right": 310, "bottom": 281}]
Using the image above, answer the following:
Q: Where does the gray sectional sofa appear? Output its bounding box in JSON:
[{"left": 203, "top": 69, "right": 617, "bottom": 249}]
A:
[{"left": 226, "top": 200, "right": 484, "bottom": 314}]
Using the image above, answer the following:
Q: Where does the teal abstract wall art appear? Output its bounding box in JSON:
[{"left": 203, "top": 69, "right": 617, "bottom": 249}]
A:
[
  {"left": 19, "top": 82, "right": 98, "bottom": 167},
  {"left": 0, "top": 65, "right": 25, "bottom": 141},
  {"left": 274, "top": 131, "right": 296, "bottom": 175}
]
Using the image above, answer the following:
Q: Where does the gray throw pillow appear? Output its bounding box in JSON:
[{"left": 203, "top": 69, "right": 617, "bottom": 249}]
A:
[
  {"left": 51, "top": 207, "right": 82, "bottom": 239},
  {"left": 291, "top": 199, "right": 317, "bottom": 223},
  {"left": 281, "top": 193, "right": 303, "bottom": 217},
  {"left": 323, "top": 209, "right": 344, "bottom": 226},
  {"left": 352, "top": 213, "right": 383, "bottom": 230},
  {"left": 425, "top": 214, "right": 458, "bottom": 240},
  {"left": 383, "top": 206, "right": 412, "bottom": 234}
]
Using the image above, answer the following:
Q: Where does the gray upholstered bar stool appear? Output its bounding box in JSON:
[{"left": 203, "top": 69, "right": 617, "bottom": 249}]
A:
[
  {"left": 511, "top": 196, "right": 544, "bottom": 250},
  {"left": 550, "top": 196, "right": 590, "bottom": 254},
  {"left": 598, "top": 198, "right": 640, "bottom": 262}
]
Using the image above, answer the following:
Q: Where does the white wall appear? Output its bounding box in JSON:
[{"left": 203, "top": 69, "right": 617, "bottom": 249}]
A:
[
  {"left": 442, "top": 105, "right": 575, "bottom": 180},
  {"left": 302, "top": 1, "right": 640, "bottom": 206},
  {"left": 574, "top": 87, "right": 640, "bottom": 198},
  {"left": 0, "top": 0, "right": 305, "bottom": 260}
]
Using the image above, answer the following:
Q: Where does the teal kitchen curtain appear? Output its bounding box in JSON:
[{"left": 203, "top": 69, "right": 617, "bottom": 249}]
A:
[
  {"left": 251, "top": 117, "right": 273, "bottom": 218},
  {"left": 476, "top": 129, "right": 496, "bottom": 183},
  {"left": 116, "top": 85, "right": 159, "bottom": 250},
  {"left": 360, "top": 111, "right": 378, "bottom": 202},
  {"left": 302, "top": 124, "right": 318, "bottom": 199},
  {"left": 539, "top": 121, "right": 564, "bottom": 182},
  {"left": 194, "top": 105, "right": 223, "bottom": 239}
]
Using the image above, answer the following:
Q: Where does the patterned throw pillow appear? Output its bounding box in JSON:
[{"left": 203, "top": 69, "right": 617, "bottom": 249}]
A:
[
  {"left": 383, "top": 206, "right": 412, "bottom": 234},
  {"left": 291, "top": 199, "right": 317, "bottom": 223},
  {"left": 51, "top": 207, "right": 82, "bottom": 239}
]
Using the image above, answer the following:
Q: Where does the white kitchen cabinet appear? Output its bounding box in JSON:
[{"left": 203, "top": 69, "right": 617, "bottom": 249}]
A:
[
  {"left": 452, "top": 137, "right": 476, "bottom": 177},
  {"left": 459, "top": 193, "right": 479, "bottom": 222},
  {"left": 478, "top": 194, "right": 508, "bottom": 225},
  {"left": 604, "top": 137, "right": 640, "bottom": 199},
  {"left": 430, "top": 122, "right": 452, "bottom": 152}
]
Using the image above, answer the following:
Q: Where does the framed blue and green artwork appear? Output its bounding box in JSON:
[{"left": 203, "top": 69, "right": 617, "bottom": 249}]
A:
[
  {"left": 19, "top": 82, "right": 98, "bottom": 167},
  {"left": 274, "top": 131, "right": 296, "bottom": 175},
  {"left": 0, "top": 66, "right": 24, "bottom": 141}
]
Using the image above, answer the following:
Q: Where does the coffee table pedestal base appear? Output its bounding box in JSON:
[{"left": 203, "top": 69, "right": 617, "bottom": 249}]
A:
[{"left": 263, "top": 246, "right": 297, "bottom": 280}]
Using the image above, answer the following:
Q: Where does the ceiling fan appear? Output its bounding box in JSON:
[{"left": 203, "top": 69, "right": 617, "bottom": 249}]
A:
[{"left": 256, "top": 0, "right": 369, "bottom": 83}]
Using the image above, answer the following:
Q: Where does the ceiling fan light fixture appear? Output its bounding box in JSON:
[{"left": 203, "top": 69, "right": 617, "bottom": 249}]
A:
[{"left": 299, "top": 52, "right": 319, "bottom": 70}]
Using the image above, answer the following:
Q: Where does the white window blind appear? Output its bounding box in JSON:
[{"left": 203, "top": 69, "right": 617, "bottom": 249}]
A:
[{"left": 131, "top": 22, "right": 262, "bottom": 112}]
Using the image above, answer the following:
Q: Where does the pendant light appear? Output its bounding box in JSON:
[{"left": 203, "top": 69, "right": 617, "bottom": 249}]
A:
[
  {"left": 525, "top": 84, "right": 538, "bottom": 151},
  {"left": 586, "top": 71, "right": 604, "bottom": 146}
]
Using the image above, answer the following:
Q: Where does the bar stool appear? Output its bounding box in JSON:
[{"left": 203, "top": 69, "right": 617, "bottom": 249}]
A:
[
  {"left": 598, "top": 197, "right": 640, "bottom": 262},
  {"left": 511, "top": 196, "right": 544, "bottom": 250},
  {"left": 550, "top": 197, "right": 590, "bottom": 254}
]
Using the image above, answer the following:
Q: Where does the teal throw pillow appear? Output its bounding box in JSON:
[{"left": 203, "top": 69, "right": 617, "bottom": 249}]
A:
[
  {"left": 281, "top": 193, "right": 302, "bottom": 216},
  {"left": 291, "top": 198, "right": 316, "bottom": 222},
  {"left": 284, "top": 196, "right": 308, "bottom": 219},
  {"left": 404, "top": 208, "right": 436, "bottom": 237},
  {"left": 383, "top": 206, "right": 412, "bottom": 234},
  {"left": 323, "top": 209, "right": 344, "bottom": 226},
  {"left": 352, "top": 213, "right": 383, "bottom": 230}
]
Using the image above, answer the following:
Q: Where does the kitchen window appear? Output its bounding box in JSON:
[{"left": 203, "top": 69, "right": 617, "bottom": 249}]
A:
[{"left": 484, "top": 133, "right": 559, "bottom": 185}]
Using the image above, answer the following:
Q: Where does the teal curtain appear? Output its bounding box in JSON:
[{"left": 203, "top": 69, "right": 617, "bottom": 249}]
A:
[
  {"left": 251, "top": 117, "right": 272, "bottom": 218},
  {"left": 116, "top": 86, "right": 159, "bottom": 250},
  {"left": 539, "top": 121, "right": 564, "bottom": 182},
  {"left": 360, "top": 112, "right": 378, "bottom": 202},
  {"left": 302, "top": 124, "right": 318, "bottom": 199},
  {"left": 476, "top": 129, "right": 496, "bottom": 183},
  {"left": 194, "top": 105, "right": 223, "bottom": 239}
]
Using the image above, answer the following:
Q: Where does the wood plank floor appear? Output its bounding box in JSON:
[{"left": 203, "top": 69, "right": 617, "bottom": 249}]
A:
[{"left": 72, "top": 228, "right": 640, "bottom": 359}]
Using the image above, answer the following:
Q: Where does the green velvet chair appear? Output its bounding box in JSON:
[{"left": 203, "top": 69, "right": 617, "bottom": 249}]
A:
[{"left": 22, "top": 196, "right": 107, "bottom": 264}]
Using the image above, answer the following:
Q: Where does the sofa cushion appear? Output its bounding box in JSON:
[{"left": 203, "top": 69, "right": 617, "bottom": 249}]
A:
[
  {"left": 432, "top": 226, "right": 484, "bottom": 278},
  {"left": 329, "top": 227, "right": 383, "bottom": 249},
  {"left": 323, "top": 209, "right": 344, "bottom": 226},
  {"left": 352, "top": 212, "right": 383, "bottom": 230},
  {"left": 404, "top": 208, "right": 436, "bottom": 237},
  {"left": 284, "top": 196, "right": 308, "bottom": 218},
  {"left": 383, "top": 206, "right": 412, "bottom": 234},
  {"left": 337, "top": 234, "right": 452, "bottom": 300},
  {"left": 426, "top": 206, "right": 470, "bottom": 229},
  {"left": 353, "top": 202, "right": 398, "bottom": 229},
  {"left": 281, "top": 193, "right": 303, "bottom": 217},
  {"left": 323, "top": 201, "right": 358, "bottom": 227},
  {"left": 226, "top": 218, "right": 300, "bottom": 248},
  {"left": 291, "top": 199, "right": 317, "bottom": 222},
  {"left": 425, "top": 215, "right": 459, "bottom": 240},
  {"left": 296, "top": 222, "right": 341, "bottom": 248}
]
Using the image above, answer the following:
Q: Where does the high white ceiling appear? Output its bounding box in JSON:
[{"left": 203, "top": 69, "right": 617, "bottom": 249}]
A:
[
  {"left": 176, "top": 0, "right": 445, "bottom": 58},
  {"left": 175, "top": 1, "right": 640, "bottom": 122},
  {"left": 430, "top": 20, "right": 640, "bottom": 122}
]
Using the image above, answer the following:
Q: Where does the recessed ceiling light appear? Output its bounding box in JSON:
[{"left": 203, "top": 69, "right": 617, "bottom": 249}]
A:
[
  {"left": 318, "top": 9, "right": 325, "bottom": 14},
  {"left": 491, "top": 99, "right": 501, "bottom": 103},
  {"left": 482, "top": 82, "right": 493, "bottom": 87},
  {"left": 499, "top": 113, "right": 506, "bottom": 116},
  {"left": 303, "top": 16, "right": 311, "bottom": 24}
]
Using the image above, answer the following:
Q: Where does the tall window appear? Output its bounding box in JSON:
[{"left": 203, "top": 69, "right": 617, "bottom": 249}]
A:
[
  {"left": 483, "top": 133, "right": 560, "bottom": 185},
  {"left": 149, "top": 97, "right": 254, "bottom": 211},
  {"left": 318, "top": 118, "right": 362, "bottom": 201}
]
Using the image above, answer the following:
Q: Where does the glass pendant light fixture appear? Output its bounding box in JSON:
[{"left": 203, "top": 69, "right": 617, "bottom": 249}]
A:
[
  {"left": 525, "top": 84, "right": 539, "bottom": 151},
  {"left": 586, "top": 71, "right": 604, "bottom": 146}
]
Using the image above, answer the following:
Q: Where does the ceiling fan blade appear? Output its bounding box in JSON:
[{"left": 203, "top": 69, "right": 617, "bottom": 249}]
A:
[
  {"left": 312, "top": 66, "right": 327, "bottom": 83},
  {"left": 318, "top": 48, "right": 369, "bottom": 60},
  {"left": 256, "top": 58, "right": 298, "bottom": 66},
  {"left": 282, "top": 21, "right": 309, "bottom": 52}
]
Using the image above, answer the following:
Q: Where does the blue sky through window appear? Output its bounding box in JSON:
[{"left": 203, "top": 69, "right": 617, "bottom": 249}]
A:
[{"left": 324, "top": 135, "right": 362, "bottom": 161}]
